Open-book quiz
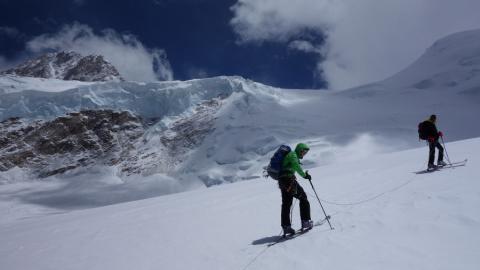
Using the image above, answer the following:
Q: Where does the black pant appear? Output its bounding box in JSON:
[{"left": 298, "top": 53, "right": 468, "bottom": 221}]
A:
[
  {"left": 429, "top": 140, "right": 444, "bottom": 165},
  {"left": 279, "top": 176, "right": 311, "bottom": 227}
]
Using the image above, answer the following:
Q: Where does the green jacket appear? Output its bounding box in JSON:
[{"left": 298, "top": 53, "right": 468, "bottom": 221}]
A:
[{"left": 282, "top": 143, "right": 309, "bottom": 178}]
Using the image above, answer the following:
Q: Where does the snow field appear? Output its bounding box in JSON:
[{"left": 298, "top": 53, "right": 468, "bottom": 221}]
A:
[{"left": 1, "top": 137, "right": 479, "bottom": 270}]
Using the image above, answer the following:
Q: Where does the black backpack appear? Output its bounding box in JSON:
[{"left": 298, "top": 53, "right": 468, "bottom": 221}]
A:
[
  {"left": 265, "top": 145, "right": 291, "bottom": 180},
  {"left": 418, "top": 121, "right": 428, "bottom": 140}
]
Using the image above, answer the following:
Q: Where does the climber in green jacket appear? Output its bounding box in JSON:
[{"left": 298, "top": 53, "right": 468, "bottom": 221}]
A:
[{"left": 278, "top": 143, "right": 313, "bottom": 236}]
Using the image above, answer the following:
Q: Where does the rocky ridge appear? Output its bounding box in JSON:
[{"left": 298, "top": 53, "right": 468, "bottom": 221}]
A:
[{"left": 1, "top": 51, "right": 123, "bottom": 82}]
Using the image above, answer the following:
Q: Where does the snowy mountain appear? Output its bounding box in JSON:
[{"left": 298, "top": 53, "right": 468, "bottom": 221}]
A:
[
  {"left": 0, "top": 76, "right": 278, "bottom": 183},
  {"left": 0, "top": 51, "right": 123, "bottom": 82},
  {"left": 0, "top": 29, "right": 480, "bottom": 193},
  {"left": 330, "top": 29, "right": 480, "bottom": 142}
]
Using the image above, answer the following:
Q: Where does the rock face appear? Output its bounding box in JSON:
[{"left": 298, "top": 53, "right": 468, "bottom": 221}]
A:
[
  {"left": 1, "top": 51, "right": 123, "bottom": 82},
  {"left": 0, "top": 110, "right": 143, "bottom": 177},
  {"left": 0, "top": 98, "right": 222, "bottom": 178}
]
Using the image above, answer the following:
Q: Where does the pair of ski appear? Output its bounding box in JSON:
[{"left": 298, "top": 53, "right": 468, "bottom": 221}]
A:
[
  {"left": 268, "top": 216, "right": 331, "bottom": 246},
  {"left": 414, "top": 159, "right": 468, "bottom": 174}
]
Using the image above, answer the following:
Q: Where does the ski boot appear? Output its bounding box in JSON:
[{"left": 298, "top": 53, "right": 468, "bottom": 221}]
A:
[
  {"left": 282, "top": 226, "right": 295, "bottom": 237},
  {"left": 301, "top": 220, "right": 313, "bottom": 231},
  {"left": 427, "top": 163, "right": 437, "bottom": 171},
  {"left": 437, "top": 160, "right": 447, "bottom": 167}
]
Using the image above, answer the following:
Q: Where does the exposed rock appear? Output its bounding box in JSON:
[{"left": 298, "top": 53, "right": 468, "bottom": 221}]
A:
[
  {"left": 118, "top": 98, "right": 223, "bottom": 175},
  {"left": 0, "top": 110, "right": 143, "bottom": 177},
  {"left": 1, "top": 51, "right": 123, "bottom": 82},
  {"left": 0, "top": 97, "right": 223, "bottom": 178}
]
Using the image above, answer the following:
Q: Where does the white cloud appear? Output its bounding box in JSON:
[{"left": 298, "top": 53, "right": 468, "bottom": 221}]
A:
[
  {"left": 26, "top": 23, "right": 173, "bottom": 81},
  {"left": 288, "top": 40, "right": 322, "bottom": 54},
  {"left": 231, "top": 0, "right": 480, "bottom": 90}
]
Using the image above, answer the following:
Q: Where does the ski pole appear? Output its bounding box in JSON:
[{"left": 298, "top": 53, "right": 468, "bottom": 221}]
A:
[
  {"left": 308, "top": 179, "right": 334, "bottom": 230},
  {"left": 440, "top": 136, "right": 452, "bottom": 165}
]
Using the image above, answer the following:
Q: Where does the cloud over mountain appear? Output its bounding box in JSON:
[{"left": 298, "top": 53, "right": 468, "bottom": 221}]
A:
[
  {"left": 25, "top": 23, "right": 173, "bottom": 82},
  {"left": 231, "top": 0, "right": 480, "bottom": 90}
]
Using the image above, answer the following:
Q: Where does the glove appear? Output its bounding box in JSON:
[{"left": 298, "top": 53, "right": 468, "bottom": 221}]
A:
[
  {"left": 428, "top": 136, "right": 435, "bottom": 143},
  {"left": 438, "top": 131, "right": 443, "bottom": 137},
  {"left": 304, "top": 171, "right": 312, "bottom": 181}
]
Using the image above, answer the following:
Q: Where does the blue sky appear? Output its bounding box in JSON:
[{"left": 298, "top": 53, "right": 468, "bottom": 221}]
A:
[
  {"left": 1, "top": 0, "right": 480, "bottom": 89},
  {"left": 0, "top": 0, "right": 324, "bottom": 88}
]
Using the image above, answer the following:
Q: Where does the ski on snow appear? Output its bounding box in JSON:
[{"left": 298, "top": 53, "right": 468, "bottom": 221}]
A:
[
  {"left": 414, "top": 159, "right": 468, "bottom": 174},
  {"left": 268, "top": 216, "right": 331, "bottom": 246}
]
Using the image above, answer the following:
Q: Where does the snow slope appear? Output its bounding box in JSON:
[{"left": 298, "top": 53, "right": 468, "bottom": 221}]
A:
[
  {"left": 0, "top": 74, "right": 94, "bottom": 94},
  {"left": 1, "top": 137, "right": 478, "bottom": 270},
  {"left": 330, "top": 29, "right": 480, "bottom": 142}
]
